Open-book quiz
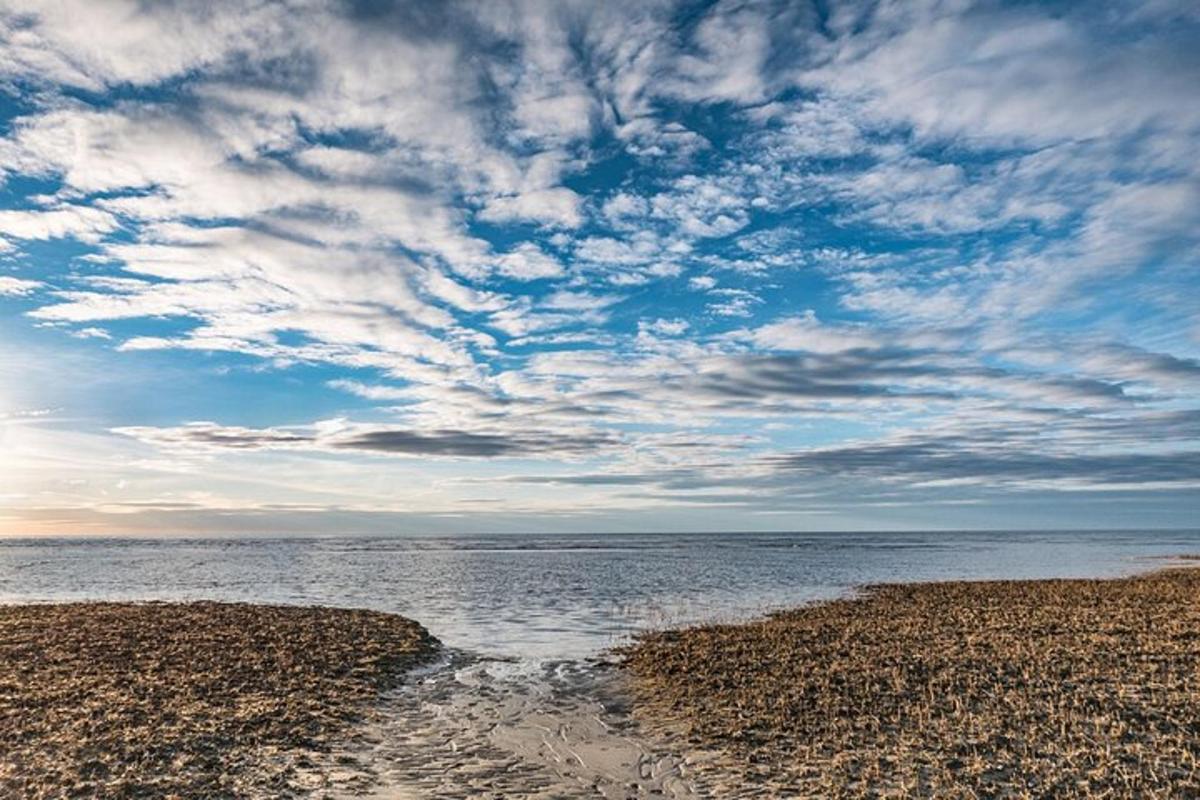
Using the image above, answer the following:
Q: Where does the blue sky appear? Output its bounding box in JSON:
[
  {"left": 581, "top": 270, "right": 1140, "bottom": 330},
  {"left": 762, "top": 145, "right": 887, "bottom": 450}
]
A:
[{"left": 0, "top": 0, "right": 1198, "bottom": 534}]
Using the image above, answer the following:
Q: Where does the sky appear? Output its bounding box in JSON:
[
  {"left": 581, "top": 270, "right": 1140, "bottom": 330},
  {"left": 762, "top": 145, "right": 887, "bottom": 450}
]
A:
[{"left": 0, "top": 0, "right": 1197, "bottom": 535}]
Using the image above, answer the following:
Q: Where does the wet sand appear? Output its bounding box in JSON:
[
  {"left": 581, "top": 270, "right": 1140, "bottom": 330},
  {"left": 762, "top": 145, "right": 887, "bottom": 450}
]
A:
[
  {"left": 622, "top": 565, "right": 1200, "bottom": 797},
  {"left": 0, "top": 602, "right": 436, "bottom": 798},
  {"left": 293, "top": 650, "right": 730, "bottom": 799}
]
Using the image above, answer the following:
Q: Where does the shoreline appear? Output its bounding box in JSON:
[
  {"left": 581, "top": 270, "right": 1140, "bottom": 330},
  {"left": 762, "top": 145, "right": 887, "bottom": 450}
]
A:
[
  {"left": 5, "top": 566, "right": 1200, "bottom": 797},
  {"left": 5, "top": 530, "right": 1196, "bottom": 663}
]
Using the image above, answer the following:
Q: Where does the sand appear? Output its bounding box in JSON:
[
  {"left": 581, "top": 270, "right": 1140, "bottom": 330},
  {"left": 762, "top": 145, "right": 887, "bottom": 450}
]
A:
[
  {"left": 291, "top": 650, "right": 725, "bottom": 798},
  {"left": 0, "top": 602, "right": 437, "bottom": 799},
  {"left": 621, "top": 565, "right": 1200, "bottom": 798}
]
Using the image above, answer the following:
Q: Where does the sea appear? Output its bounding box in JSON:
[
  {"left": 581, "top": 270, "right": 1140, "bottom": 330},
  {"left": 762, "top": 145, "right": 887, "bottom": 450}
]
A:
[{"left": 2, "top": 529, "right": 1198, "bottom": 660}]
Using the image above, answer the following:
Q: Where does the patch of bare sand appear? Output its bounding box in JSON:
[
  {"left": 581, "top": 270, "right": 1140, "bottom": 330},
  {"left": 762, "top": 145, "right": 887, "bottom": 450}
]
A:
[{"left": 297, "top": 651, "right": 732, "bottom": 799}]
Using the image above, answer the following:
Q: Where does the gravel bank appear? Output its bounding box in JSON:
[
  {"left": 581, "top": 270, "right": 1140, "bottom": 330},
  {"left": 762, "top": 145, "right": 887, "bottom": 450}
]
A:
[
  {"left": 622, "top": 566, "right": 1200, "bottom": 798},
  {"left": 0, "top": 602, "right": 438, "bottom": 798}
]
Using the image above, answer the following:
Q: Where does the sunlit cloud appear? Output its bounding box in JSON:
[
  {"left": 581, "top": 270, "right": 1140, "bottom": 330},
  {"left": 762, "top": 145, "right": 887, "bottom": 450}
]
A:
[{"left": 0, "top": 0, "right": 1197, "bottom": 532}]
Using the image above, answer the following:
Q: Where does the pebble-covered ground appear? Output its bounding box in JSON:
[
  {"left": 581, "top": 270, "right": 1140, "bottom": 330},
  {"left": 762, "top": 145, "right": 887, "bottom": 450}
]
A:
[
  {"left": 622, "top": 566, "right": 1200, "bottom": 798},
  {"left": 0, "top": 602, "right": 438, "bottom": 799}
]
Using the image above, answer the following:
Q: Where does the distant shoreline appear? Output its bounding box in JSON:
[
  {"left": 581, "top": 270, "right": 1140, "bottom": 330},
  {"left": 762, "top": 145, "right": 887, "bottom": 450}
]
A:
[{"left": 3, "top": 527, "right": 1198, "bottom": 541}]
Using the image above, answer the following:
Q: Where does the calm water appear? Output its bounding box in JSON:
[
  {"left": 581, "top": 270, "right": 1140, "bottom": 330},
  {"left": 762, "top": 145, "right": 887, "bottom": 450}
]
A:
[{"left": 2, "top": 530, "right": 1198, "bottom": 659}]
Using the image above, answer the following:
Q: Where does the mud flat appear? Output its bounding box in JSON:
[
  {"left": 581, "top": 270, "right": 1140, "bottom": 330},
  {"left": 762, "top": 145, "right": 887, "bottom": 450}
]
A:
[
  {"left": 0, "top": 602, "right": 437, "bottom": 798},
  {"left": 622, "top": 566, "right": 1200, "bottom": 798}
]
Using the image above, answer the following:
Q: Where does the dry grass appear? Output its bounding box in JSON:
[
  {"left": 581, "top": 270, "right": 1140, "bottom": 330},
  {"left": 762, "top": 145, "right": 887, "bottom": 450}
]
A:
[
  {"left": 622, "top": 567, "right": 1200, "bottom": 798},
  {"left": 0, "top": 602, "right": 438, "bottom": 799}
]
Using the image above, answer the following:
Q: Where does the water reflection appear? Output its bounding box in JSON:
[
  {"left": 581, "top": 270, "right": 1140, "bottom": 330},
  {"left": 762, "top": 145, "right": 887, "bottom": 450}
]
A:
[{"left": 2, "top": 530, "right": 1198, "bottom": 658}]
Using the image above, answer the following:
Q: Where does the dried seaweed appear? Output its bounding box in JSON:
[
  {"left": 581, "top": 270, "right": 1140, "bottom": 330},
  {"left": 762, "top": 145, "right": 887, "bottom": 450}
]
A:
[
  {"left": 622, "top": 567, "right": 1200, "bottom": 798},
  {"left": 0, "top": 602, "right": 438, "bottom": 798}
]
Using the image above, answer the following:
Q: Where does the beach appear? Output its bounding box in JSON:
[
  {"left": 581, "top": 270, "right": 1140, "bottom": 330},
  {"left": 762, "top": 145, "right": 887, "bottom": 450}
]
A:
[
  {"left": 623, "top": 564, "right": 1200, "bottom": 797},
  {"left": 1, "top": 0, "right": 1195, "bottom": 795},
  {"left": 4, "top": 563, "right": 1200, "bottom": 797},
  {"left": 0, "top": 602, "right": 437, "bottom": 798}
]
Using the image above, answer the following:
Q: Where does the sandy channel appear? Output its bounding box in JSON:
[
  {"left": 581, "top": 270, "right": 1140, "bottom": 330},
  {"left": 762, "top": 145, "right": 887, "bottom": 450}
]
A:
[{"left": 296, "top": 650, "right": 729, "bottom": 799}]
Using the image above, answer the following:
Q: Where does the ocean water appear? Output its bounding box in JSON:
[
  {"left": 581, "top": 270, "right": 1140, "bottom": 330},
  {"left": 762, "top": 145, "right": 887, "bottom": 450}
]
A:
[{"left": 1, "top": 530, "right": 1198, "bottom": 659}]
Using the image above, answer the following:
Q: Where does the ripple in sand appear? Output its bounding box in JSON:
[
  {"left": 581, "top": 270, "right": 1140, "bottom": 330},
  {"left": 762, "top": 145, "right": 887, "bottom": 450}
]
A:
[{"left": 298, "top": 650, "right": 728, "bottom": 799}]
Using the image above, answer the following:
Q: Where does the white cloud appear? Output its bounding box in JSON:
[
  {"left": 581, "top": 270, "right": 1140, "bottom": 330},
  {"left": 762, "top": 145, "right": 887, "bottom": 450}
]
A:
[
  {"left": 478, "top": 187, "right": 584, "bottom": 229},
  {"left": 0, "top": 205, "right": 118, "bottom": 242},
  {"left": 69, "top": 326, "right": 111, "bottom": 340},
  {"left": 495, "top": 243, "right": 564, "bottom": 280},
  {"left": 0, "top": 0, "right": 280, "bottom": 89},
  {"left": 601, "top": 192, "right": 650, "bottom": 226},
  {"left": 326, "top": 380, "right": 410, "bottom": 402},
  {"left": 617, "top": 119, "right": 710, "bottom": 162},
  {"left": 650, "top": 175, "right": 750, "bottom": 238},
  {"left": 661, "top": 0, "right": 773, "bottom": 104},
  {"left": 739, "top": 312, "right": 879, "bottom": 354},
  {"left": 542, "top": 291, "right": 622, "bottom": 312},
  {"left": 806, "top": 4, "right": 1200, "bottom": 147},
  {"left": 421, "top": 269, "right": 507, "bottom": 314},
  {"left": 0, "top": 276, "right": 42, "bottom": 296},
  {"left": 707, "top": 288, "right": 762, "bottom": 318},
  {"left": 640, "top": 318, "right": 689, "bottom": 337}
]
